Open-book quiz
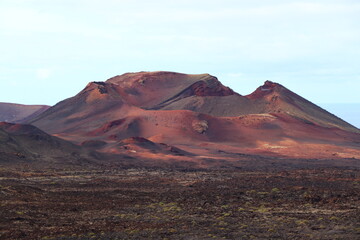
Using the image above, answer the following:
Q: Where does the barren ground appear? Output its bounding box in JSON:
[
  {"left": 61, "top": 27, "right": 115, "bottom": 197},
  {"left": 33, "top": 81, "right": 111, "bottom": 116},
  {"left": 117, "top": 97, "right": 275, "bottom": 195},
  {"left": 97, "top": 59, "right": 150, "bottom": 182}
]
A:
[{"left": 0, "top": 166, "right": 360, "bottom": 239}]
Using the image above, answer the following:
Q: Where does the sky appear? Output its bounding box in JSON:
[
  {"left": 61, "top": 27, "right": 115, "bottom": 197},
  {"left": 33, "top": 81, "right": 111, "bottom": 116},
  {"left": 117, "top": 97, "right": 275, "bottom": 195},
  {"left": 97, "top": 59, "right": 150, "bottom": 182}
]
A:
[{"left": 0, "top": 0, "right": 359, "bottom": 127}]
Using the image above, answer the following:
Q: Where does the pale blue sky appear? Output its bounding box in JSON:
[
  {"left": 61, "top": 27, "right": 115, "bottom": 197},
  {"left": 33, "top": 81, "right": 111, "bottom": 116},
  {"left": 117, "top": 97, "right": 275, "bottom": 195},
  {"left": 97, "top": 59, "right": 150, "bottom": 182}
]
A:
[{"left": 0, "top": 0, "right": 359, "bottom": 126}]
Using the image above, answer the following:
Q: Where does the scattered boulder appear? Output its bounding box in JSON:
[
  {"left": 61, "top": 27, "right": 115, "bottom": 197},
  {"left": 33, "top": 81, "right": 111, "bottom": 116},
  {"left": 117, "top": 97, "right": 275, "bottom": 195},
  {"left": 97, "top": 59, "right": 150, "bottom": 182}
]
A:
[{"left": 192, "top": 120, "right": 208, "bottom": 134}]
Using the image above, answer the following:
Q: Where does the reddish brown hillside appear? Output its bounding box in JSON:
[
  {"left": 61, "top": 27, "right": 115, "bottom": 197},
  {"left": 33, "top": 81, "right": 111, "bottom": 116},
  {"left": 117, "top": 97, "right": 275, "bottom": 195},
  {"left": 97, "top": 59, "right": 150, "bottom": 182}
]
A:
[
  {"left": 29, "top": 81, "right": 139, "bottom": 134},
  {"left": 246, "top": 81, "right": 359, "bottom": 132},
  {"left": 28, "top": 71, "right": 360, "bottom": 164}
]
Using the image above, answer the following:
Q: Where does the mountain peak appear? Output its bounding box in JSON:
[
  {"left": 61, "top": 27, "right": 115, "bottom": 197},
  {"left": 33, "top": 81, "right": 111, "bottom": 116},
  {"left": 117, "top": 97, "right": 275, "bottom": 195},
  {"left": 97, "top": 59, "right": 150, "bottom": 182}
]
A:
[
  {"left": 246, "top": 80, "right": 284, "bottom": 100},
  {"left": 262, "top": 80, "right": 285, "bottom": 90},
  {"left": 263, "top": 80, "right": 276, "bottom": 87},
  {"left": 77, "top": 81, "right": 127, "bottom": 103},
  {"left": 104, "top": 71, "right": 236, "bottom": 108},
  {"left": 106, "top": 71, "right": 216, "bottom": 86}
]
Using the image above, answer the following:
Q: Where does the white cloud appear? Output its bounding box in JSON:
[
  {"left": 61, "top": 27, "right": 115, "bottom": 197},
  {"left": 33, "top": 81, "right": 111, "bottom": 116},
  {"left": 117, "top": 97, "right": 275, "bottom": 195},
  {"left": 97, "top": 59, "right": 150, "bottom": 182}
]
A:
[{"left": 36, "top": 68, "right": 52, "bottom": 80}]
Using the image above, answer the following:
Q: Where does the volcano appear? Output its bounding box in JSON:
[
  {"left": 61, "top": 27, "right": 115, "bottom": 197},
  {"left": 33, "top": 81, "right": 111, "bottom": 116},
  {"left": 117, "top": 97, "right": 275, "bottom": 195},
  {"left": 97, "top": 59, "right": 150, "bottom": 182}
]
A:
[{"left": 24, "top": 71, "right": 359, "bottom": 168}]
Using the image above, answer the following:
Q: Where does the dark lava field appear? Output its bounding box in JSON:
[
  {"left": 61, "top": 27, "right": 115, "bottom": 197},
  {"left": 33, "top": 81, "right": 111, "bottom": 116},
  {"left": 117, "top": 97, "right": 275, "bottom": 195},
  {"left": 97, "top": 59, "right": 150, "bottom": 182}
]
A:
[{"left": 1, "top": 167, "right": 359, "bottom": 240}]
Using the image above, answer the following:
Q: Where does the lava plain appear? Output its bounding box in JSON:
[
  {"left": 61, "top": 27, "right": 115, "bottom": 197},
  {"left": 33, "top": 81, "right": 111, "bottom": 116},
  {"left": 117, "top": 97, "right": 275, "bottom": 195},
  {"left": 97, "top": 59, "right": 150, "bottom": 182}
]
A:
[{"left": 1, "top": 166, "right": 360, "bottom": 240}]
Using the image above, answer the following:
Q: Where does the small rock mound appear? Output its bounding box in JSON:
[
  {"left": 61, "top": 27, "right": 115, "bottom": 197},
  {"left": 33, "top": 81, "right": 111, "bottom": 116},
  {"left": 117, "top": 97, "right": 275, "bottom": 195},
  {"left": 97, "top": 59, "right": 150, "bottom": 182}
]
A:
[{"left": 192, "top": 120, "right": 208, "bottom": 134}]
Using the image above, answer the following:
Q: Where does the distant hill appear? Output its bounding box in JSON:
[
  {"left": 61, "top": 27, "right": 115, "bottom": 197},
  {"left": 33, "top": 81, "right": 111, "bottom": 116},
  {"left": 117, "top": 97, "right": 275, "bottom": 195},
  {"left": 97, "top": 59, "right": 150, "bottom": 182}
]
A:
[{"left": 0, "top": 102, "right": 50, "bottom": 123}]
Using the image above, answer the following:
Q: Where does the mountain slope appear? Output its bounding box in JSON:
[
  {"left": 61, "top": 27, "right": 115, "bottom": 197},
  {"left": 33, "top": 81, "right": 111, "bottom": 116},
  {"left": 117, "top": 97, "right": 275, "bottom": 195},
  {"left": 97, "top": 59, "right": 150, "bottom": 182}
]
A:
[
  {"left": 0, "top": 122, "right": 99, "bottom": 166},
  {"left": 29, "top": 81, "right": 138, "bottom": 134}
]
